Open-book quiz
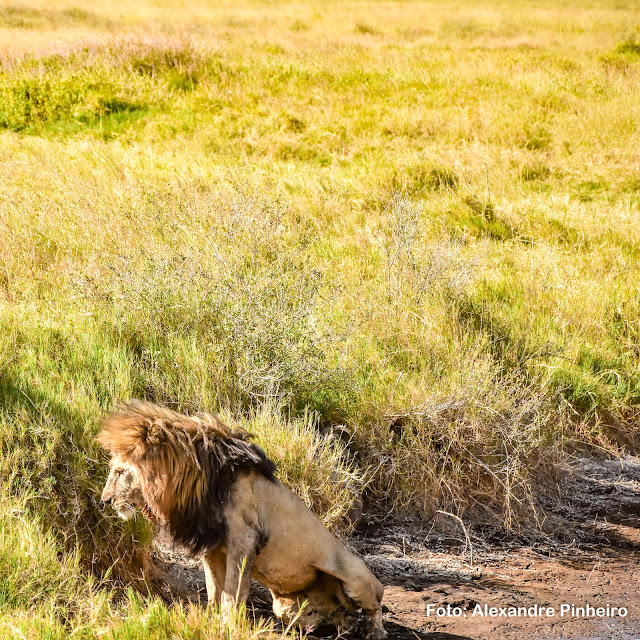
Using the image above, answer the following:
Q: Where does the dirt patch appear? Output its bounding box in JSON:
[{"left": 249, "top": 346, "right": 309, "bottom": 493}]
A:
[
  {"left": 357, "top": 530, "right": 639, "bottom": 639},
  {"left": 152, "top": 454, "right": 640, "bottom": 639}
]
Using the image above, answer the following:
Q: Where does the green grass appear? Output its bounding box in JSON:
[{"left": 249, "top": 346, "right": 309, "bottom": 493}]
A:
[
  {"left": 0, "top": 494, "right": 296, "bottom": 639},
  {"left": 1, "top": 0, "right": 640, "bottom": 635}
]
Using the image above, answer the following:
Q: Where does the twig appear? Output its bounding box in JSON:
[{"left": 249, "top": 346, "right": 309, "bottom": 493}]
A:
[{"left": 435, "top": 510, "right": 474, "bottom": 566}]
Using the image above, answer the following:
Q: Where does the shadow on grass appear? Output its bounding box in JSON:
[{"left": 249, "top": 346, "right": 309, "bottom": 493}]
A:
[{"left": 0, "top": 370, "right": 155, "bottom": 588}]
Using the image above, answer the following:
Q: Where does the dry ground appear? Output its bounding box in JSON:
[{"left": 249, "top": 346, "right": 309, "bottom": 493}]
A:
[{"left": 152, "top": 454, "right": 640, "bottom": 640}]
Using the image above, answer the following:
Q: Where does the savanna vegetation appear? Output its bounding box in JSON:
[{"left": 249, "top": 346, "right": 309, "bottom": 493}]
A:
[{"left": 1, "top": 0, "right": 640, "bottom": 636}]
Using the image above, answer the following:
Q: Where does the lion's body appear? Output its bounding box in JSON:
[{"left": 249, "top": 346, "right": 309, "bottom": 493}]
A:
[{"left": 99, "top": 401, "right": 386, "bottom": 640}]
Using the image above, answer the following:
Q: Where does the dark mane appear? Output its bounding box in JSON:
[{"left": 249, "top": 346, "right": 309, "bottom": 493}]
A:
[
  {"left": 171, "top": 428, "right": 277, "bottom": 553},
  {"left": 98, "top": 400, "right": 277, "bottom": 554}
]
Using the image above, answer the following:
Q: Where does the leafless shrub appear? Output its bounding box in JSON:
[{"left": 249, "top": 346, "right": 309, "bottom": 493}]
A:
[
  {"left": 82, "top": 193, "right": 353, "bottom": 414},
  {"left": 383, "top": 193, "right": 476, "bottom": 304}
]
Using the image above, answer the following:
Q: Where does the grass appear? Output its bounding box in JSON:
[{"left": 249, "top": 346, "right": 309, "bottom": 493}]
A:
[
  {"left": 1, "top": 0, "right": 640, "bottom": 635},
  {"left": 0, "top": 491, "right": 298, "bottom": 639}
]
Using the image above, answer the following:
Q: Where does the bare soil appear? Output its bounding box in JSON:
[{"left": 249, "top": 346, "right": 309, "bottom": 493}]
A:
[{"left": 154, "top": 454, "right": 640, "bottom": 640}]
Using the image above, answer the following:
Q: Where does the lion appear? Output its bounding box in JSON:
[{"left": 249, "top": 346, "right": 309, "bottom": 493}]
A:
[{"left": 98, "top": 401, "right": 387, "bottom": 640}]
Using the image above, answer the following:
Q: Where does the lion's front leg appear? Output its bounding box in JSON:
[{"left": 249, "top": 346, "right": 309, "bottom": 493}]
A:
[
  {"left": 220, "top": 532, "right": 258, "bottom": 615},
  {"left": 203, "top": 548, "right": 226, "bottom": 607}
]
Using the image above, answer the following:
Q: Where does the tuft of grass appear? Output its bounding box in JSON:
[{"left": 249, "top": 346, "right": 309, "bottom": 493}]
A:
[
  {"left": 621, "top": 173, "right": 640, "bottom": 193},
  {"left": 520, "top": 161, "right": 552, "bottom": 182},
  {"left": 355, "top": 22, "right": 380, "bottom": 35},
  {"left": 0, "top": 5, "right": 113, "bottom": 30},
  {"left": 0, "top": 40, "right": 217, "bottom": 134},
  {"left": 520, "top": 124, "right": 553, "bottom": 151},
  {"left": 615, "top": 30, "right": 640, "bottom": 59},
  {"left": 439, "top": 17, "right": 486, "bottom": 39},
  {"left": 0, "top": 66, "right": 147, "bottom": 135},
  {"left": 391, "top": 163, "right": 459, "bottom": 197}
]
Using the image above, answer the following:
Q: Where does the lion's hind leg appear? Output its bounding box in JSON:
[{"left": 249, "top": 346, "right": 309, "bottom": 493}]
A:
[
  {"left": 318, "top": 555, "right": 387, "bottom": 640},
  {"left": 271, "top": 579, "right": 357, "bottom": 635},
  {"left": 271, "top": 592, "right": 326, "bottom": 630}
]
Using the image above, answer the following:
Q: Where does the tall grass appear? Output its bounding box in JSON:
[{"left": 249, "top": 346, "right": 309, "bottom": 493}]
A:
[
  {"left": 1, "top": 0, "right": 640, "bottom": 635},
  {"left": 0, "top": 491, "right": 297, "bottom": 639}
]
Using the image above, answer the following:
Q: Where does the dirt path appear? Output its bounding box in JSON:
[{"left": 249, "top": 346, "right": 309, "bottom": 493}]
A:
[
  {"left": 154, "top": 455, "right": 640, "bottom": 640},
  {"left": 356, "top": 526, "right": 640, "bottom": 639}
]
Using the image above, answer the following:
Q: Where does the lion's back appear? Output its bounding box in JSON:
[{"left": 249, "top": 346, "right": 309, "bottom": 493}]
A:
[{"left": 231, "top": 473, "right": 350, "bottom": 592}]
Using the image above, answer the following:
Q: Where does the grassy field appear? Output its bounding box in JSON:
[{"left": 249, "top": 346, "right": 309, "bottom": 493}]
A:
[{"left": 1, "top": 0, "right": 640, "bottom": 636}]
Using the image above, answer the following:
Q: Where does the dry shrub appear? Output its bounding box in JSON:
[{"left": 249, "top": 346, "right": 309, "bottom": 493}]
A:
[
  {"left": 356, "top": 194, "right": 554, "bottom": 528},
  {"left": 81, "top": 191, "right": 354, "bottom": 418},
  {"left": 383, "top": 193, "right": 475, "bottom": 304},
  {"left": 367, "top": 364, "right": 553, "bottom": 529}
]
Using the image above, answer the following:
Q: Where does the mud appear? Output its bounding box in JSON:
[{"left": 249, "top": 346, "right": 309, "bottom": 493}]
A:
[{"left": 153, "top": 454, "right": 640, "bottom": 639}]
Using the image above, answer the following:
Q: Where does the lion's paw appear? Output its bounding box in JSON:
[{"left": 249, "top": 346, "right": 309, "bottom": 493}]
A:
[{"left": 362, "top": 610, "right": 387, "bottom": 640}]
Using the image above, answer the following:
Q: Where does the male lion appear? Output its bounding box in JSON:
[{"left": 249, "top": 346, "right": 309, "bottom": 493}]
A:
[{"left": 99, "top": 401, "right": 387, "bottom": 640}]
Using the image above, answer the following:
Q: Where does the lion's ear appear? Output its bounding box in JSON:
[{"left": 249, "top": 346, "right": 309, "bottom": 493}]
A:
[{"left": 141, "top": 421, "right": 165, "bottom": 457}]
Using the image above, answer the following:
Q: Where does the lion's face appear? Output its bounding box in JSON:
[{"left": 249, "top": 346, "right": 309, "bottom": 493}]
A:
[{"left": 101, "top": 455, "right": 145, "bottom": 520}]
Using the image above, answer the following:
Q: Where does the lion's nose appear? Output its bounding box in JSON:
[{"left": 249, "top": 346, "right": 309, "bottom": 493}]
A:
[{"left": 101, "top": 491, "right": 112, "bottom": 505}]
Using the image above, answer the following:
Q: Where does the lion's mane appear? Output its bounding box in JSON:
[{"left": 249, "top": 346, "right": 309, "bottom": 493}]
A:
[{"left": 97, "top": 400, "right": 276, "bottom": 554}]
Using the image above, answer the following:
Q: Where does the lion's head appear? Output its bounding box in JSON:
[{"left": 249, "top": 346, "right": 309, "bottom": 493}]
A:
[
  {"left": 97, "top": 401, "right": 276, "bottom": 553},
  {"left": 101, "top": 454, "right": 145, "bottom": 521}
]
